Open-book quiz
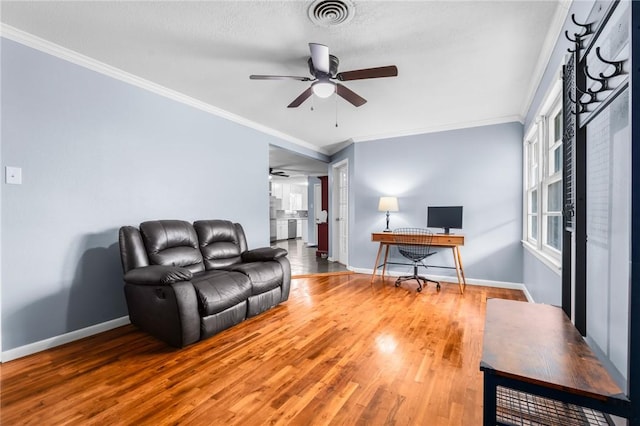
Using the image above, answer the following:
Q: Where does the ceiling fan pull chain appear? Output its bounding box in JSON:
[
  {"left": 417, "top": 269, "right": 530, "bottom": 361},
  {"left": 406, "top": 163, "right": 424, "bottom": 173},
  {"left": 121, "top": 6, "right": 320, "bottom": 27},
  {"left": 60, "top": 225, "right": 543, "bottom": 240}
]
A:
[{"left": 335, "top": 93, "right": 339, "bottom": 127}]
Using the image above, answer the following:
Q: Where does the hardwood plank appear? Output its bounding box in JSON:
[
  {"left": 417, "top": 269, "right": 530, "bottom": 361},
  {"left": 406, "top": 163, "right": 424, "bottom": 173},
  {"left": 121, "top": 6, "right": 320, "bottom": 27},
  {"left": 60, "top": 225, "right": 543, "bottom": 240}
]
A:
[
  {"left": 272, "top": 238, "right": 351, "bottom": 277},
  {"left": 0, "top": 274, "right": 525, "bottom": 425}
]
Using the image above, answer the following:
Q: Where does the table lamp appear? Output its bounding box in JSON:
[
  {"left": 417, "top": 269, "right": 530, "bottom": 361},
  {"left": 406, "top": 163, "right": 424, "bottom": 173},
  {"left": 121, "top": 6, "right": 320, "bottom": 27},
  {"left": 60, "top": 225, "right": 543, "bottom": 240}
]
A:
[{"left": 378, "top": 196, "right": 399, "bottom": 232}]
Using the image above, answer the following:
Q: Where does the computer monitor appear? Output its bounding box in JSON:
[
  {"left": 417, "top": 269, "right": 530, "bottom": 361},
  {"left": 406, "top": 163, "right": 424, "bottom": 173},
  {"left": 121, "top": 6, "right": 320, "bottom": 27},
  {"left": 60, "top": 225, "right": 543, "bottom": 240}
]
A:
[{"left": 427, "top": 206, "right": 463, "bottom": 234}]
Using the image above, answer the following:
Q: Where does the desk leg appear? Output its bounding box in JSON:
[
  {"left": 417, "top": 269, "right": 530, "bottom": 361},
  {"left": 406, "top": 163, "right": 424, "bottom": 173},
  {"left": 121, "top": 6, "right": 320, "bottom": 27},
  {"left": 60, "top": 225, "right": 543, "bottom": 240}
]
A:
[
  {"left": 452, "top": 246, "right": 465, "bottom": 294},
  {"left": 371, "top": 243, "right": 385, "bottom": 283},
  {"left": 381, "top": 244, "right": 390, "bottom": 282},
  {"left": 455, "top": 246, "right": 467, "bottom": 292}
]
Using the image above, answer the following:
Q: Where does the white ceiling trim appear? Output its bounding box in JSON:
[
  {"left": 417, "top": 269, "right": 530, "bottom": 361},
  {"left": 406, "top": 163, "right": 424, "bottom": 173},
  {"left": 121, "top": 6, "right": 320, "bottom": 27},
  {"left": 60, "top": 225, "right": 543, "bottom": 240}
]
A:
[
  {"left": 0, "top": 24, "right": 329, "bottom": 156},
  {"left": 518, "top": 0, "right": 571, "bottom": 119},
  {"left": 351, "top": 114, "right": 523, "bottom": 144},
  {"left": 1, "top": 0, "right": 567, "bottom": 157}
]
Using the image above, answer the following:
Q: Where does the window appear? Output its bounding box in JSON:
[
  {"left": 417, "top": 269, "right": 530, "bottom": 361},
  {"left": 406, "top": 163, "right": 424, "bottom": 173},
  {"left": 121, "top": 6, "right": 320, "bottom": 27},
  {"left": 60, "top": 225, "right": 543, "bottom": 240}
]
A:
[
  {"left": 523, "top": 84, "right": 563, "bottom": 268},
  {"left": 545, "top": 104, "right": 563, "bottom": 251},
  {"left": 525, "top": 133, "right": 539, "bottom": 242}
]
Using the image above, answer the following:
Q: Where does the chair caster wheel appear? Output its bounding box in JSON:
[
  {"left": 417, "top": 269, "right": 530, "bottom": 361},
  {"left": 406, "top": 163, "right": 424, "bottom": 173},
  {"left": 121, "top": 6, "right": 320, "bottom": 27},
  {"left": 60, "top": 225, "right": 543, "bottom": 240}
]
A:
[
  {"left": 436, "top": 284, "right": 441, "bottom": 291},
  {"left": 417, "top": 287, "right": 423, "bottom": 292},
  {"left": 395, "top": 281, "right": 400, "bottom": 287}
]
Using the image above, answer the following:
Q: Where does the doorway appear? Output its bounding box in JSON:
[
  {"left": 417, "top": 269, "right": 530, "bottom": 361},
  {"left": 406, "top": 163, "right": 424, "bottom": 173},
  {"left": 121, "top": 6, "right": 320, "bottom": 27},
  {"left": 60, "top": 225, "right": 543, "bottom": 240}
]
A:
[
  {"left": 268, "top": 145, "right": 348, "bottom": 276},
  {"left": 332, "top": 159, "right": 349, "bottom": 266}
]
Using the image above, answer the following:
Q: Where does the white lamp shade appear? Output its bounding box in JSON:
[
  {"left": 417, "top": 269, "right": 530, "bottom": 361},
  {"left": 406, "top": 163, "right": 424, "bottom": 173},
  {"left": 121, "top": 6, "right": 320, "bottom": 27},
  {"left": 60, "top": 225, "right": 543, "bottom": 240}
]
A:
[
  {"left": 312, "top": 81, "right": 335, "bottom": 98},
  {"left": 378, "top": 196, "right": 399, "bottom": 212}
]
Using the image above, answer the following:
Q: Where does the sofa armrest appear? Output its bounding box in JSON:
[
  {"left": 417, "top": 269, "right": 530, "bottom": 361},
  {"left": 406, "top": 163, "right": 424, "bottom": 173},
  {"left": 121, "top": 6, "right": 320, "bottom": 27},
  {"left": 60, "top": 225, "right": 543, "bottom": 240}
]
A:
[
  {"left": 124, "top": 281, "right": 200, "bottom": 347},
  {"left": 241, "top": 247, "right": 288, "bottom": 263},
  {"left": 124, "top": 265, "right": 193, "bottom": 285}
]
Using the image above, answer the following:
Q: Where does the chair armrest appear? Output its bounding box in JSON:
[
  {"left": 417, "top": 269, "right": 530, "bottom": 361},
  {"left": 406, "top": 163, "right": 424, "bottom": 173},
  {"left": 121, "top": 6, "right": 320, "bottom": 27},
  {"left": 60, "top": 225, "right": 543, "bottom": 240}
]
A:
[
  {"left": 241, "top": 247, "right": 288, "bottom": 263},
  {"left": 124, "top": 265, "right": 193, "bottom": 285}
]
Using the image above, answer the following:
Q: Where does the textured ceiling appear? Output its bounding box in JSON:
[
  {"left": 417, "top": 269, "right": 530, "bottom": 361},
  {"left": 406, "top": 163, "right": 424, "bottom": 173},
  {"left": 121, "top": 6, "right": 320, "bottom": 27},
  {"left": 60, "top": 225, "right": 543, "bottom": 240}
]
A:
[{"left": 1, "top": 0, "right": 566, "bottom": 160}]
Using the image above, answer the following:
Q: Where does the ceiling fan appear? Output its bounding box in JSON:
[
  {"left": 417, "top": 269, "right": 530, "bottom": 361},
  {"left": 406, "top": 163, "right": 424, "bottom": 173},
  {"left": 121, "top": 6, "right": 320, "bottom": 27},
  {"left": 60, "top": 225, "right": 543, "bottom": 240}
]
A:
[
  {"left": 269, "top": 168, "right": 289, "bottom": 177},
  {"left": 250, "top": 43, "right": 398, "bottom": 108}
]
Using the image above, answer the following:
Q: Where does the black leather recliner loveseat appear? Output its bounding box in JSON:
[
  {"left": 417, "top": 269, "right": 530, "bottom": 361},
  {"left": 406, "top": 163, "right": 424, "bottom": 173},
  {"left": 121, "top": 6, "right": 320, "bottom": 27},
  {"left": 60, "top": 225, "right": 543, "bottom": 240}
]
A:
[{"left": 118, "top": 219, "right": 291, "bottom": 347}]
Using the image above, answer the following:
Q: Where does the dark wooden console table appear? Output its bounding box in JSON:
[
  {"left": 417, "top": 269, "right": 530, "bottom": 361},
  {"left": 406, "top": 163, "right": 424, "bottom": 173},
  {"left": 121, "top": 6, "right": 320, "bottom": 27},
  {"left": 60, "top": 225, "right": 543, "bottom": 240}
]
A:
[{"left": 480, "top": 299, "right": 631, "bottom": 425}]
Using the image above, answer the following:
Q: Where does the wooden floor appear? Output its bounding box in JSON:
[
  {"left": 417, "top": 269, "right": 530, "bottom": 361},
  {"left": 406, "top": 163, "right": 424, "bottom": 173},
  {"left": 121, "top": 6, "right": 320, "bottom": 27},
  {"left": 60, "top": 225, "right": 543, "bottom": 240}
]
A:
[
  {"left": 272, "top": 239, "right": 350, "bottom": 276},
  {"left": 0, "top": 274, "right": 526, "bottom": 425}
]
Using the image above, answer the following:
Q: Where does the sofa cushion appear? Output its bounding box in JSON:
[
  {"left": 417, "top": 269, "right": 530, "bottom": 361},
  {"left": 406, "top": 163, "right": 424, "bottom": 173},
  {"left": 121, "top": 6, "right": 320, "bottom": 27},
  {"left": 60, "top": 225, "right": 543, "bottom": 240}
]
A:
[
  {"left": 191, "top": 270, "right": 251, "bottom": 316},
  {"left": 194, "top": 220, "right": 242, "bottom": 269},
  {"left": 140, "top": 220, "right": 204, "bottom": 274},
  {"left": 227, "top": 262, "right": 282, "bottom": 295}
]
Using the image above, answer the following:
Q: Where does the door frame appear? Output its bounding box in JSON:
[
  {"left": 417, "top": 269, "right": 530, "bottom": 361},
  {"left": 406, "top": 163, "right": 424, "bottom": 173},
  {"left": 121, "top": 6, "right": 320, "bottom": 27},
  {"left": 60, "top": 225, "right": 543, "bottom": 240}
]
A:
[{"left": 331, "top": 159, "right": 349, "bottom": 266}]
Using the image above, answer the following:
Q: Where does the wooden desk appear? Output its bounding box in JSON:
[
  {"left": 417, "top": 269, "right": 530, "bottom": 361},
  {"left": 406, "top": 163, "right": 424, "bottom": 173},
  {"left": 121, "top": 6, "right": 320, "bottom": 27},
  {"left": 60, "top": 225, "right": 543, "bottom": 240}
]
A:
[
  {"left": 480, "top": 299, "right": 630, "bottom": 425},
  {"left": 370, "top": 232, "right": 466, "bottom": 293}
]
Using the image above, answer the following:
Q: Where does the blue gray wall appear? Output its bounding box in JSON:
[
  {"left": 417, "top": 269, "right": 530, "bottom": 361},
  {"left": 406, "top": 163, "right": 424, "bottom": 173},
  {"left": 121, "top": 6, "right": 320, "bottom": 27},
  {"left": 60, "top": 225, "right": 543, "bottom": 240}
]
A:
[
  {"left": 346, "top": 122, "right": 524, "bottom": 284},
  {"left": 522, "top": 252, "right": 561, "bottom": 303},
  {"left": 1, "top": 38, "right": 285, "bottom": 351},
  {"left": 523, "top": 253, "right": 561, "bottom": 305}
]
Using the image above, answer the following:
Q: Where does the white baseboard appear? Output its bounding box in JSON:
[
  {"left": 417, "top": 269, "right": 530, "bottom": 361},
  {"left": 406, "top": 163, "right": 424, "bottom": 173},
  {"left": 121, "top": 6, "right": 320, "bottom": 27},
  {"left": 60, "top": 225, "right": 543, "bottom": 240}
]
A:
[
  {"left": 350, "top": 267, "right": 532, "bottom": 300},
  {"left": 2, "top": 316, "right": 130, "bottom": 363}
]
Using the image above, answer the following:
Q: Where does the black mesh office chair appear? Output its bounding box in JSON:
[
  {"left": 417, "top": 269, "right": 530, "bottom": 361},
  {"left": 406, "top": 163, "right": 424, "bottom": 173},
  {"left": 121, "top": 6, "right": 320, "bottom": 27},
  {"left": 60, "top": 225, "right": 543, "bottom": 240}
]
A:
[{"left": 393, "top": 228, "right": 441, "bottom": 292}]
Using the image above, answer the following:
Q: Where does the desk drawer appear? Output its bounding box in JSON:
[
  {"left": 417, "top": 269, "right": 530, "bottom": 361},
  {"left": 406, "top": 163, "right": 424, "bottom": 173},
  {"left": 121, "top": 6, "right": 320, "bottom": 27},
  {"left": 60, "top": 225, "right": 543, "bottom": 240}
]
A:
[
  {"left": 371, "top": 232, "right": 464, "bottom": 246},
  {"left": 400, "top": 236, "right": 463, "bottom": 245},
  {"left": 433, "top": 235, "right": 464, "bottom": 245}
]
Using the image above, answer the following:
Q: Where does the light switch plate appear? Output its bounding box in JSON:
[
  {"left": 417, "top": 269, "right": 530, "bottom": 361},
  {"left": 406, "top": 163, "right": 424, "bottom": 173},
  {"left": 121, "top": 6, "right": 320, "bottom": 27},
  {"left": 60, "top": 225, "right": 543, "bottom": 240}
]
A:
[{"left": 6, "top": 166, "right": 22, "bottom": 184}]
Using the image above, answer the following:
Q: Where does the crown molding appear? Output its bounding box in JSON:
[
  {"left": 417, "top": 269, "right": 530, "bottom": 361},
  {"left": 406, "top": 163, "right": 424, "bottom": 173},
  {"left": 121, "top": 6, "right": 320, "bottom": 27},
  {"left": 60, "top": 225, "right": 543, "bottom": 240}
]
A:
[
  {"left": 350, "top": 114, "right": 523, "bottom": 144},
  {"left": 0, "top": 24, "right": 328, "bottom": 155},
  {"left": 519, "top": 0, "right": 572, "bottom": 119}
]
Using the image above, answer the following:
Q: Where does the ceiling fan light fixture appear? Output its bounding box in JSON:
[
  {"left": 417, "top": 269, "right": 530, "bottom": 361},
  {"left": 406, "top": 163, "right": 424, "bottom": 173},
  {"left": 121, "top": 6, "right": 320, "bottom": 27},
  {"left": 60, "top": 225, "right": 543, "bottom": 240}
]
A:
[{"left": 312, "top": 80, "right": 335, "bottom": 98}]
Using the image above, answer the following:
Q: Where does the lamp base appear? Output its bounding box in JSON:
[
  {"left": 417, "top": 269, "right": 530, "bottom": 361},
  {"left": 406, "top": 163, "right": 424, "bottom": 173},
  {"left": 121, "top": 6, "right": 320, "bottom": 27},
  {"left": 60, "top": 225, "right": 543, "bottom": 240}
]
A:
[{"left": 384, "top": 211, "right": 392, "bottom": 233}]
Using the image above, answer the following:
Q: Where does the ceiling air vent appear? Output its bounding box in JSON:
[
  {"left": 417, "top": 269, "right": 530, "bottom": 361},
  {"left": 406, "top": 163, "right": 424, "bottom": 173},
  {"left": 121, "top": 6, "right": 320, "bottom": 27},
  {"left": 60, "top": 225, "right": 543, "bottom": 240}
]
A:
[{"left": 308, "top": 0, "right": 355, "bottom": 27}]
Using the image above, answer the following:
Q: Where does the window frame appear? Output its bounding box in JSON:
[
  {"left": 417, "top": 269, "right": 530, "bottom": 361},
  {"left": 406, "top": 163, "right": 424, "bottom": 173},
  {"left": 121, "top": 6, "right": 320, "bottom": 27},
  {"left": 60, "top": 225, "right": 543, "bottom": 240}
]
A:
[
  {"left": 524, "top": 125, "right": 540, "bottom": 245},
  {"left": 542, "top": 100, "right": 563, "bottom": 255},
  {"left": 522, "top": 76, "right": 563, "bottom": 273}
]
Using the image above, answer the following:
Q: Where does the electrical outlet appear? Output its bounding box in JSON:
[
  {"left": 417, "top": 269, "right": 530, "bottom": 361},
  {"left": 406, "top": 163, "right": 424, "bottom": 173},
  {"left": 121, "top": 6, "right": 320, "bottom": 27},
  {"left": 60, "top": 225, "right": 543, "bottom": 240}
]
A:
[{"left": 6, "top": 166, "right": 22, "bottom": 184}]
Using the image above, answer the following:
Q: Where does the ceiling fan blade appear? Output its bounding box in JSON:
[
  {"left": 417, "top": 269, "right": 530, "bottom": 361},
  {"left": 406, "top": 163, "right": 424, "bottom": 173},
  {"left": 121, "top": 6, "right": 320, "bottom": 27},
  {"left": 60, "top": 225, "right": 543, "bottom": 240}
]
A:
[
  {"left": 309, "top": 43, "right": 330, "bottom": 74},
  {"left": 336, "top": 65, "right": 398, "bottom": 81},
  {"left": 250, "top": 75, "right": 312, "bottom": 81},
  {"left": 269, "top": 168, "right": 289, "bottom": 177},
  {"left": 287, "top": 87, "right": 314, "bottom": 108},
  {"left": 336, "top": 83, "right": 367, "bottom": 107}
]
